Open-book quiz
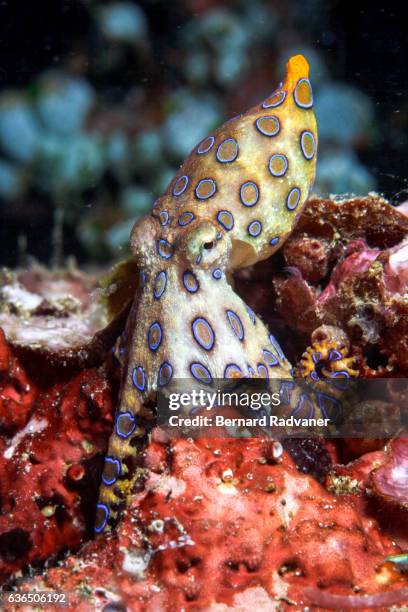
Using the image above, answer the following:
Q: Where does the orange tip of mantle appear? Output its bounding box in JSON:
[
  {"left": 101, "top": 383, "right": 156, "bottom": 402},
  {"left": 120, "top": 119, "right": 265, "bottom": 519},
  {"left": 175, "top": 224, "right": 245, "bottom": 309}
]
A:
[{"left": 284, "top": 54, "right": 310, "bottom": 90}]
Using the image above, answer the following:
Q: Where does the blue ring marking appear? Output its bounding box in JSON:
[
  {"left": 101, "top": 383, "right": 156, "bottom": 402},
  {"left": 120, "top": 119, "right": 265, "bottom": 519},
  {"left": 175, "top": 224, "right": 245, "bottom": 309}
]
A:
[
  {"left": 173, "top": 175, "right": 188, "bottom": 196},
  {"left": 294, "top": 78, "right": 313, "bottom": 109},
  {"left": 158, "top": 361, "right": 173, "bottom": 387},
  {"left": 183, "top": 271, "right": 199, "bottom": 293},
  {"left": 197, "top": 135, "right": 215, "bottom": 155},
  {"left": 312, "top": 351, "right": 322, "bottom": 364},
  {"left": 263, "top": 349, "right": 279, "bottom": 366},
  {"left": 269, "top": 154, "right": 288, "bottom": 177},
  {"left": 300, "top": 130, "right": 316, "bottom": 160},
  {"left": 94, "top": 503, "right": 109, "bottom": 533},
  {"left": 331, "top": 369, "right": 351, "bottom": 378},
  {"left": 195, "top": 254, "right": 202, "bottom": 264},
  {"left": 280, "top": 381, "right": 295, "bottom": 404},
  {"left": 212, "top": 268, "right": 222, "bottom": 280},
  {"left": 153, "top": 271, "right": 167, "bottom": 300},
  {"left": 245, "top": 304, "right": 256, "bottom": 325},
  {"left": 291, "top": 393, "right": 314, "bottom": 419},
  {"left": 216, "top": 210, "right": 234, "bottom": 231},
  {"left": 132, "top": 366, "right": 146, "bottom": 391},
  {"left": 255, "top": 115, "right": 280, "bottom": 137},
  {"left": 157, "top": 239, "right": 174, "bottom": 260},
  {"left": 192, "top": 317, "right": 215, "bottom": 351},
  {"left": 159, "top": 210, "right": 169, "bottom": 226},
  {"left": 310, "top": 370, "right": 320, "bottom": 382},
  {"left": 257, "top": 363, "right": 268, "bottom": 378},
  {"left": 286, "top": 187, "right": 301, "bottom": 211},
  {"left": 248, "top": 220, "right": 262, "bottom": 237},
  {"left": 247, "top": 365, "right": 256, "bottom": 377},
  {"left": 224, "top": 363, "right": 242, "bottom": 378},
  {"left": 195, "top": 178, "right": 217, "bottom": 200},
  {"left": 190, "top": 362, "right": 212, "bottom": 385},
  {"left": 115, "top": 411, "right": 137, "bottom": 439},
  {"left": 139, "top": 270, "right": 147, "bottom": 288},
  {"left": 269, "top": 236, "right": 280, "bottom": 247},
  {"left": 147, "top": 322, "right": 162, "bottom": 351},
  {"left": 262, "top": 90, "right": 286, "bottom": 109},
  {"left": 329, "top": 370, "right": 351, "bottom": 391},
  {"left": 329, "top": 349, "right": 343, "bottom": 361},
  {"left": 239, "top": 181, "right": 259, "bottom": 207},
  {"left": 102, "top": 457, "right": 121, "bottom": 486},
  {"left": 317, "top": 392, "right": 341, "bottom": 421},
  {"left": 216, "top": 137, "right": 238, "bottom": 163},
  {"left": 226, "top": 309, "right": 244, "bottom": 341},
  {"left": 178, "top": 211, "right": 195, "bottom": 226},
  {"left": 269, "top": 334, "right": 285, "bottom": 360}
]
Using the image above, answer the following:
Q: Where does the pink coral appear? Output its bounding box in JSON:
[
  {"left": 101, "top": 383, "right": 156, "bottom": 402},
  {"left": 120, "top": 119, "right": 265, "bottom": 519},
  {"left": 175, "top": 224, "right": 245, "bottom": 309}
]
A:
[
  {"left": 371, "top": 438, "right": 408, "bottom": 508},
  {"left": 0, "top": 327, "right": 114, "bottom": 582},
  {"left": 7, "top": 438, "right": 408, "bottom": 610}
]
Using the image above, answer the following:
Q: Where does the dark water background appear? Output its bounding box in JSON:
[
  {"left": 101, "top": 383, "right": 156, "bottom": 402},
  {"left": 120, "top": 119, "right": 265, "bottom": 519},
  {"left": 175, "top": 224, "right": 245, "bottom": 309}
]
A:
[{"left": 0, "top": 1, "right": 406, "bottom": 267}]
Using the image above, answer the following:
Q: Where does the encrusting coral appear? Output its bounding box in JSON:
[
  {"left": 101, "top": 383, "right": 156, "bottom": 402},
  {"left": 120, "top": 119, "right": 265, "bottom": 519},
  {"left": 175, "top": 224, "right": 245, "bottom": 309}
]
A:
[
  {"left": 5, "top": 438, "right": 408, "bottom": 610},
  {"left": 0, "top": 327, "right": 115, "bottom": 584}
]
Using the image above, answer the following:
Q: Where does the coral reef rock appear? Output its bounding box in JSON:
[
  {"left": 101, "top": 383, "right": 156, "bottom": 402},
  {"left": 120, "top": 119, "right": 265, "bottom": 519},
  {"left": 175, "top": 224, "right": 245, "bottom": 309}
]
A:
[{"left": 8, "top": 438, "right": 408, "bottom": 610}]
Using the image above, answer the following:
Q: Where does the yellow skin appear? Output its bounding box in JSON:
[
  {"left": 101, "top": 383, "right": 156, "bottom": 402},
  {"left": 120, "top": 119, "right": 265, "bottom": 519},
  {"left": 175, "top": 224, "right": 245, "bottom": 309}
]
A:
[{"left": 95, "top": 55, "right": 318, "bottom": 533}]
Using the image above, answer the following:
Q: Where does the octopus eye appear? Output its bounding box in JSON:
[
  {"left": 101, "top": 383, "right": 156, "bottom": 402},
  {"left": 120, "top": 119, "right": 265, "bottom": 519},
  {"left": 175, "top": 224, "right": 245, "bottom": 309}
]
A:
[{"left": 181, "top": 221, "right": 230, "bottom": 269}]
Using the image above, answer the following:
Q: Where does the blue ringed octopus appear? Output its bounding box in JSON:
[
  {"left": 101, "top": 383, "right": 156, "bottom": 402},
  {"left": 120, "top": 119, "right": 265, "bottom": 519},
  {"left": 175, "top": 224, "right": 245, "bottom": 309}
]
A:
[{"left": 95, "top": 54, "right": 320, "bottom": 533}]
